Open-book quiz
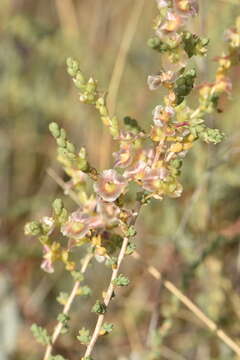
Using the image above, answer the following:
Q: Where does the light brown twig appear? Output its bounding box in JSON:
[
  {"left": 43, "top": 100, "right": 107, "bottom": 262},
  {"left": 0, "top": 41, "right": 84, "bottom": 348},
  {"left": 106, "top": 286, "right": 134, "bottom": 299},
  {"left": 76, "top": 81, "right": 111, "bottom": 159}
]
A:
[{"left": 132, "top": 251, "right": 240, "bottom": 357}]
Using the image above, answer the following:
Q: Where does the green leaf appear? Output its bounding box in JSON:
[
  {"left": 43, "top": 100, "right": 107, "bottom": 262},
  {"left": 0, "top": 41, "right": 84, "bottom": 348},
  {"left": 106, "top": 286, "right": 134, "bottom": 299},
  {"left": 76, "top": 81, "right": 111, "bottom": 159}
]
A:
[
  {"left": 127, "top": 225, "right": 137, "bottom": 237},
  {"left": 30, "top": 324, "right": 51, "bottom": 345},
  {"left": 112, "top": 274, "right": 130, "bottom": 287},
  {"left": 71, "top": 270, "right": 84, "bottom": 282},
  {"left": 52, "top": 198, "right": 64, "bottom": 216},
  {"left": 125, "top": 242, "right": 136, "bottom": 255},
  {"left": 50, "top": 355, "right": 68, "bottom": 360},
  {"left": 57, "top": 313, "right": 70, "bottom": 325},
  {"left": 79, "top": 285, "right": 92, "bottom": 297},
  {"left": 49, "top": 122, "right": 60, "bottom": 138},
  {"left": 101, "top": 322, "right": 114, "bottom": 334},
  {"left": 91, "top": 300, "right": 107, "bottom": 314},
  {"left": 105, "top": 256, "right": 117, "bottom": 268},
  {"left": 24, "top": 221, "right": 42, "bottom": 236},
  {"left": 77, "top": 327, "right": 91, "bottom": 345},
  {"left": 57, "top": 292, "right": 69, "bottom": 305}
]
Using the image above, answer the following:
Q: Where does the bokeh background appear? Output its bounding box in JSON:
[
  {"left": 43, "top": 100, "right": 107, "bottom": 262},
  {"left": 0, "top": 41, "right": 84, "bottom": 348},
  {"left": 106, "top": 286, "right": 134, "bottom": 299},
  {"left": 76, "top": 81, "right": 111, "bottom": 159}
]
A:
[{"left": 1, "top": 0, "right": 240, "bottom": 359}]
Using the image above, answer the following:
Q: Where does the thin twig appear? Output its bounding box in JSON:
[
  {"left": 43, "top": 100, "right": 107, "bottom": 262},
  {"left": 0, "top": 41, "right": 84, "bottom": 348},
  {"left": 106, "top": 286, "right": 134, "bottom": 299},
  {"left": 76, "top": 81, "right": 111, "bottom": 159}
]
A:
[
  {"left": 84, "top": 202, "right": 141, "bottom": 358},
  {"left": 43, "top": 253, "right": 93, "bottom": 360},
  {"left": 132, "top": 251, "right": 240, "bottom": 357}
]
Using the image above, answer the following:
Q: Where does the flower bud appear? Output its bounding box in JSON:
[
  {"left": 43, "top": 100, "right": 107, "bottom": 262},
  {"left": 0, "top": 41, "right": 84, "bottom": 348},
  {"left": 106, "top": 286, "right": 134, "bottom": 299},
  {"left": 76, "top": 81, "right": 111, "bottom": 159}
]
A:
[
  {"left": 52, "top": 198, "right": 64, "bottom": 216},
  {"left": 66, "top": 57, "right": 79, "bottom": 77},
  {"left": 49, "top": 122, "right": 60, "bottom": 138},
  {"left": 24, "top": 221, "right": 42, "bottom": 236}
]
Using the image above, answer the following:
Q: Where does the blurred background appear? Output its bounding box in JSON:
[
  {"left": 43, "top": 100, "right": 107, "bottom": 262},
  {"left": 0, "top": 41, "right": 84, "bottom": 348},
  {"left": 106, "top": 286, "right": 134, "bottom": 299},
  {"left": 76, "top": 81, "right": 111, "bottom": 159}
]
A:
[{"left": 1, "top": 0, "right": 240, "bottom": 359}]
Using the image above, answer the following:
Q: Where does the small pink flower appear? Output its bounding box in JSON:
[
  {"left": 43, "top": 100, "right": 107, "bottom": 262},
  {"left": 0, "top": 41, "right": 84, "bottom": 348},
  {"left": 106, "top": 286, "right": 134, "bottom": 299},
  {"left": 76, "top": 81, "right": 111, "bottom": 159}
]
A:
[
  {"left": 142, "top": 167, "right": 169, "bottom": 193},
  {"left": 175, "top": 0, "right": 199, "bottom": 17},
  {"left": 42, "top": 217, "right": 55, "bottom": 236},
  {"left": 113, "top": 143, "right": 133, "bottom": 168},
  {"left": 148, "top": 70, "right": 177, "bottom": 91},
  {"left": 224, "top": 28, "right": 240, "bottom": 48},
  {"left": 161, "top": 12, "right": 182, "bottom": 33},
  {"left": 94, "top": 170, "right": 127, "bottom": 202},
  {"left": 41, "top": 245, "right": 54, "bottom": 273},
  {"left": 160, "top": 49, "right": 188, "bottom": 71},
  {"left": 123, "top": 160, "right": 147, "bottom": 181},
  {"left": 152, "top": 105, "right": 175, "bottom": 126},
  {"left": 61, "top": 212, "right": 92, "bottom": 239},
  {"left": 156, "top": 11, "right": 182, "bottom": 40},
  {"left": 148, "top": 75, "right": 163, "bottom": 91},
  {"left": 97, "top": 200, "right": 121, "bottom": 226},
  {"left": 214, "top": 76, "right": 232, "bottom": 95},
  {"left": 123, "top": 149, "right": 154, "bottom": 181},
  {"left": 156, "top": 0, "right": 169, "bottom": 8},
  {"left": 116, "top": 130, "right": 145, "bottom": 142}
]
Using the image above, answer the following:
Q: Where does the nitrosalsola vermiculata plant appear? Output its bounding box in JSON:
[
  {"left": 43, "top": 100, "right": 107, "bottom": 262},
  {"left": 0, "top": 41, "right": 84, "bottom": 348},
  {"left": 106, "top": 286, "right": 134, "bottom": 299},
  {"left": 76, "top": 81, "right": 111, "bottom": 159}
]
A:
[{"left": 25, "top": 1, "right": 240, "bottom": 359}]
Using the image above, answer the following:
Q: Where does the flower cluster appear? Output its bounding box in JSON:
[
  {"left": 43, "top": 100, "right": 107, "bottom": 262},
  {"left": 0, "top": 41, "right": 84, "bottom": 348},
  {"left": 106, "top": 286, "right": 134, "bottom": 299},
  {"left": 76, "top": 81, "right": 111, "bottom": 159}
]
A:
[
  {"left": 198, "top": 17, "right": 240, "bottom": 114},
  {"left": 148, "top": 0, "right": 207, "bottom": 66}
]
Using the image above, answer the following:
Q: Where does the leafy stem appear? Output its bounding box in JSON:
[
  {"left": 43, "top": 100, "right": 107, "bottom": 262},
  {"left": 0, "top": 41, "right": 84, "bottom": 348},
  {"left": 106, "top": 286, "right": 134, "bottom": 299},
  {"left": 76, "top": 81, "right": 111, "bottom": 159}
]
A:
[
  {"left": 43, "top": 252, "right": 93, "bottom": 360},
  {"left": 83, "top": 202, "right": 141, "bottom": 358}
]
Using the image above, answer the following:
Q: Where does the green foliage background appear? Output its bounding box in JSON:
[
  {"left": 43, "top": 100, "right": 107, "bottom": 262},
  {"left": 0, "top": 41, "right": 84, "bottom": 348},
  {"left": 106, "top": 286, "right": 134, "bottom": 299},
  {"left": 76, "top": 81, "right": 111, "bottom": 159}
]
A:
[{"left": 1, "top": 0, "right": 240, "bottom": 359}]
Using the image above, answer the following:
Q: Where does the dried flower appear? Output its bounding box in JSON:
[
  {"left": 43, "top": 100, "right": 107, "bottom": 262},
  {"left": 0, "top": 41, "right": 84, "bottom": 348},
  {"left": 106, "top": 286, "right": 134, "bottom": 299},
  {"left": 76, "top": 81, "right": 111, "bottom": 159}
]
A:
[
  {"left": 142, "top": 167, "right": 169, "bottom": 194},
  {"left": 94, "top": 169, "right": 127, "bottom": 202},
  {"left": 61, "top": 212, "right": 93, "bottom": 240},
  {"left": 41, "top": 243, "right": 60, "bottom": 273},
  {"left": 123, "top": 149, "right": 154, "bottom": 181},
  {"left": 159, "top": 11, "right": 182, "bottom": 34},
  {"left": 113, "top": 143, "right": 133, "bottom": 168},
  {"left": 225, "top": 27, "right": 240, "bottom": 48},
  {"left": 152, "top": 105, "right": 175, "bottom": 126},
  {"left": 156, "top": 0, "right": 169, "bottom": 8},
  {"left": 96, "top": 200, "right": 120, "bottom": 227},
  {"left": 147, "top": 70, "right": 175, "bottom": 90},
  {"left": 175, "top": 0, "right": 199, "bottom": 16},
  {"left": 42, "top": 217, "right": 55, "bottom": 236}
]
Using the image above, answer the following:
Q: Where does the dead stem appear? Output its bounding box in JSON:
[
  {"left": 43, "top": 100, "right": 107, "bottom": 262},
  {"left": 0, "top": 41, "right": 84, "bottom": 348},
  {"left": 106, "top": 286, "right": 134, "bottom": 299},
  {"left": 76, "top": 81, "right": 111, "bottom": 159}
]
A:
[{"left": 132, "top": 251, "right": 240, "bottom": 357}]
